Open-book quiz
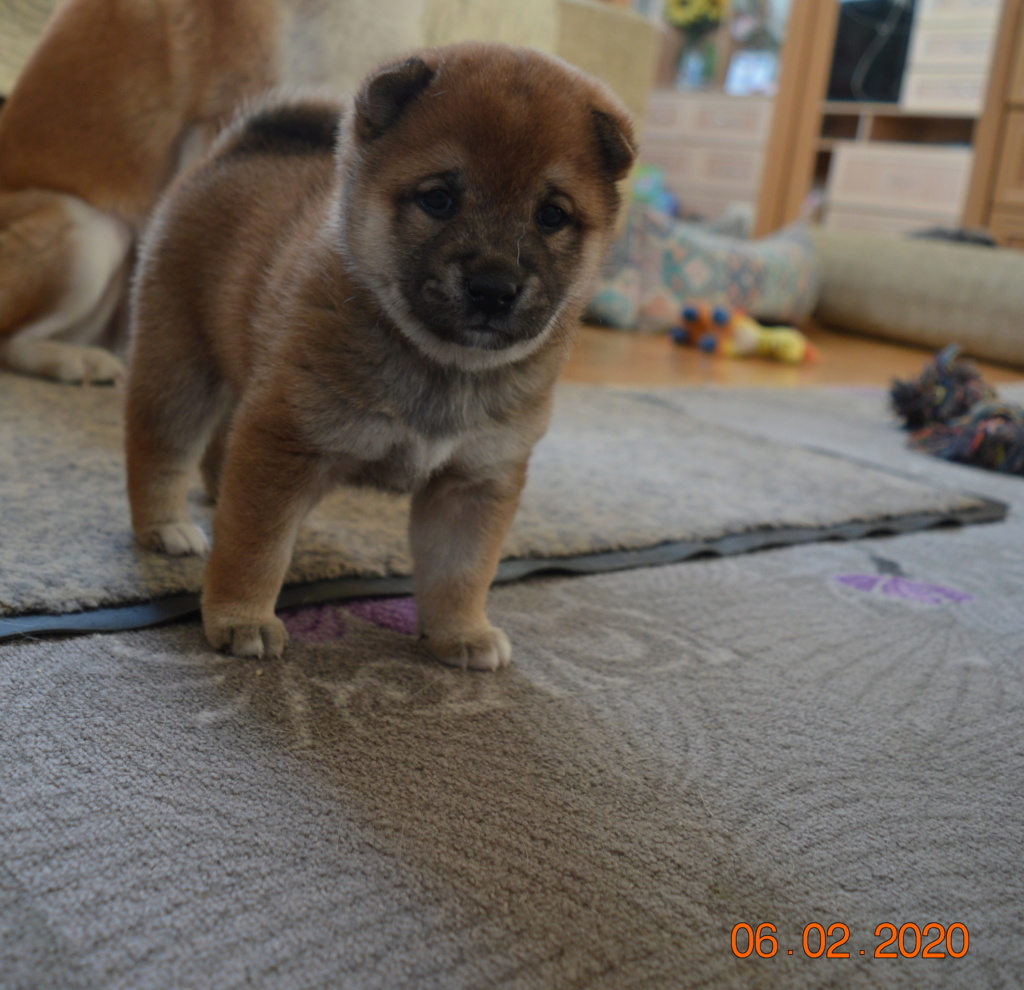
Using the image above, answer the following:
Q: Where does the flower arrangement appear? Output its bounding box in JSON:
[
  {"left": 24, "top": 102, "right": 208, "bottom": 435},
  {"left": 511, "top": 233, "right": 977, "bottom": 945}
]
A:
[
  {"left": 664, "top": 0, "right": 728, "bottom": 89},
  {"left": 664, "top": 0, "right": 727, "bottom": 32}
]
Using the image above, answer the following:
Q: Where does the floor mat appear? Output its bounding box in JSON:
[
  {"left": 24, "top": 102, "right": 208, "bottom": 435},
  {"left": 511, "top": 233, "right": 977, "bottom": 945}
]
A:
[{"left": 0, "top": 372, "right": 1004, "bottom": 638}]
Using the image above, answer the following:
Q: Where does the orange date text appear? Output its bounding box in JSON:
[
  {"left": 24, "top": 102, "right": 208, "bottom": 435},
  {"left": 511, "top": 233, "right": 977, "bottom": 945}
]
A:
[{"left": 730, "top": 922, "right": 969, "bottom": 959}]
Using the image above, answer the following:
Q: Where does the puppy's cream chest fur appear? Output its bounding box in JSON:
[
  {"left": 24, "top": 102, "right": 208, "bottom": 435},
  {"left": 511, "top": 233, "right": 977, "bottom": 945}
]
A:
[
  {"left": 294, "top": 350, "right": 544, "bottom": 495},
  {"left": 313, "top": 402, "right": 528, "bottom": 495},
  {"left": 345, "top": 427, "right": 459, "bottom": 493}
]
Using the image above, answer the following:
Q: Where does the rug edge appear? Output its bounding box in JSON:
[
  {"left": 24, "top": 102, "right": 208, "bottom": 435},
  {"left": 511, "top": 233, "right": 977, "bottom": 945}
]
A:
[{"left": 0, "top": 496, "right": 1005, "bottom": 642}]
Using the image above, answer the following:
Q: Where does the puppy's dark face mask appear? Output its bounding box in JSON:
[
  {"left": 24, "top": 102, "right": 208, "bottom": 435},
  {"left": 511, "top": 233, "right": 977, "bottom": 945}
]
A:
[
  {"left": 339, "top": 47, "right": 635, "bottom": 370},
  {"left": 392, "top": 166, "right": 587, "bottom": 353}
]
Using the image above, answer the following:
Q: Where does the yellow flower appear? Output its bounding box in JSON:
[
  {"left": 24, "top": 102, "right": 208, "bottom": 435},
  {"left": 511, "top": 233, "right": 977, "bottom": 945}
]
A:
[{"left": 664, "top": 0, "right": 726, "bottom": 29}]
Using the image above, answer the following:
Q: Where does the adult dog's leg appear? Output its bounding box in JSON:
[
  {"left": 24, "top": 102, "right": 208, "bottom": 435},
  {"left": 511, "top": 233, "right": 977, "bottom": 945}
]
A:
[{"left": 0, "top": 191, "right": 131, "bottom": 384}]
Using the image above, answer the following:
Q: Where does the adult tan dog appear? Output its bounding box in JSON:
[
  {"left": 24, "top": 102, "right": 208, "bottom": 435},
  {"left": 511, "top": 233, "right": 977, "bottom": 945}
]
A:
[
  {"left": 0, "top": 0, "right": 411, "bottom": 383},
  {"left": 125, "top": 43, "right": 635, "bottom": 671}
]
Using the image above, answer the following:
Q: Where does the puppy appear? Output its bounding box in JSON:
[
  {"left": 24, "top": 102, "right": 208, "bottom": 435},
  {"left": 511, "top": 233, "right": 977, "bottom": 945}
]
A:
[
  {"left": 125, "top": 43, "right": 636, "bottom": 670},
  {"left": 0, "top": 0, "right": 416, "bottom": 384}
]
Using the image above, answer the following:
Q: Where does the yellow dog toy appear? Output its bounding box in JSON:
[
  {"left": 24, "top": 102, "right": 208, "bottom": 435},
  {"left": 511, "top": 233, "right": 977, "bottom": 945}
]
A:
[{"left": 673, "top": 304, "right": 819, "bottom": 365}]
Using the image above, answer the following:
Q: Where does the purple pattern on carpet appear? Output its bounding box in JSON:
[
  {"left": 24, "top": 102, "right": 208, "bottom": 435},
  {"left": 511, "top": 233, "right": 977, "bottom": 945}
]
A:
[
  {"left": 346, "top": 597, "right": 418, "bottom": 636},
  {"left": 834, "top": 575, "right": 975, "bottom": 605},
  {"left": 281, "top": 605, "right": 348, "bottom": 643},
  {"left": 282, "top": 597, "right": 418, "bottom": 643}
]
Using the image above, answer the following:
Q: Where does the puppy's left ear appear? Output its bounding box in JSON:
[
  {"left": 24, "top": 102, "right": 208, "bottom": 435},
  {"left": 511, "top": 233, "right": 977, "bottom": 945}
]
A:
[
  {"left": 356, "top": 57, "right": 436, "bottom": 141},
  {"left": 591, "top": 107, "right": 637, "bottom": 181}
]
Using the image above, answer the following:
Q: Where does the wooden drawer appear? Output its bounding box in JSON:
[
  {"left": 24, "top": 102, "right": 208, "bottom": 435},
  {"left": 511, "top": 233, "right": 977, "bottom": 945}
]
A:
[
  {"left": 641, "top": 137, "right": 764, "bottom": 195},
  {"left": 644, "top": 91, "right": 692, "bottom": 140},
  {"left": 823, "top": 206, "right": 960, "bottom": 236},
  {"left": 908, "top": 25, "right": 997, "bottom": 68},
  {"left": 916, "top": 0, "right": 1001, "bottom": 18},
  {"left": 988, "top": 206, "right": 1024, "bottom": 248},
  {"left": 689, "top": 96, "right": 773, "bottom": 144},
  {"left": 994, "top": 110, "right": 1024, "bottom": 208},
  {"left": 700, "top": 146, "right": 764, "bottom": 189},
  {"left": 828, "top": 142, "right": 973, "bottom": 214},
  {"left": 901, "top": 69, "right": 989, "bottom": 113},
  {"left": 675, "top": 187, "right": 753, "bottom": 222},
  {"left": 639, "top": 135, "right": 698, "bottom": 184},
  {"left": 644, "top": 91, "right": 773, "bottom": 144}
]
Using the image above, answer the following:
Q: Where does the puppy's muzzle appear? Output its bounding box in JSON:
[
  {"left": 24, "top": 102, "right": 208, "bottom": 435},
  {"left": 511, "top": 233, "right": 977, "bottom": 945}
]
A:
[{"left": 465, "top": 270, "right": 522, "bottom": 319}]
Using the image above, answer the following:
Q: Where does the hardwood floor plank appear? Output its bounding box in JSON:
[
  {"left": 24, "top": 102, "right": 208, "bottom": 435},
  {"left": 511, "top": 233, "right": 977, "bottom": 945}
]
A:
[{"left": 562, "top": 323, "right": 1024, "bottom": 389}]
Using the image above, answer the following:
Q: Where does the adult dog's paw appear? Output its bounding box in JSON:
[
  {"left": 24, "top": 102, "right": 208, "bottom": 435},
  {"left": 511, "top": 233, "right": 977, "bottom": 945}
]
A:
[
  {"left": 137, "top": 522, "right": 210, "bottom": 557},
  {"left": 204, "top": 612, "right": 288, "bottom": 660},
  {"left": 422, "top": 625, "right": 512, "bottom": 672},
  {"left": 54, "top": 344, "right": 126, "bottom": 385}
]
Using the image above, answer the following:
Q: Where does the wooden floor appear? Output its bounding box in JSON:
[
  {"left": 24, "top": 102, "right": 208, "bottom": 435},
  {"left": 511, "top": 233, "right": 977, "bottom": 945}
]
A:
[{"left": 562, "top": 323, "right": 1024, "bottom": 389}]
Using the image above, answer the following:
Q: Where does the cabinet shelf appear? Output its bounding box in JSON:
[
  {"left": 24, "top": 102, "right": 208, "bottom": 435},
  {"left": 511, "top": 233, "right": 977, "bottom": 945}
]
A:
[
  {"left": 821, "top": 100, "right": 976, "bottom": 120},
  {"left": 816, "top": 102, "right": 976, "bottom": 235}
]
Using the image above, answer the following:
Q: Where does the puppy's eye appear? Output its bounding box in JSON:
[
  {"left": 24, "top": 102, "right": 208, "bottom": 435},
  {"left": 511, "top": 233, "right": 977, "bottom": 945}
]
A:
[
  {"left": 536, "top": 203, "right": 569, "bottom": 232},
  {"left": 416, "top": 188, "right": 457, "bottom": 218}
]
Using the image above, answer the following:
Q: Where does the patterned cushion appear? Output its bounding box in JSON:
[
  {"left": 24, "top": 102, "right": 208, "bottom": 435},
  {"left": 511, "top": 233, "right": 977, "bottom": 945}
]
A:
[{"left": 588, "top": 206, "right": 821, "bottom": 330}]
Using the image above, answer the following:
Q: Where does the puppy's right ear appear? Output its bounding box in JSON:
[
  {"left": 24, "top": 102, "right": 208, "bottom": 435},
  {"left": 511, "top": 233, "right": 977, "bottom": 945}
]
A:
[{"left": 355, "top": 57, "right": 435, "bottom": 141}]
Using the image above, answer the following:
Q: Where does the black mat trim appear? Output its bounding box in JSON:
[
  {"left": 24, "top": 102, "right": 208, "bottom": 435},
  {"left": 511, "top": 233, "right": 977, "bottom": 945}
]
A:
[{"left": 0, "top": 497, "right": 1006, "bottom": 643}]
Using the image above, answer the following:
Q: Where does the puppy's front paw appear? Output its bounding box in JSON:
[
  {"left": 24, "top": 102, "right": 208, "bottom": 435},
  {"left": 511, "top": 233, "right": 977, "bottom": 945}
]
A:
[
  {"left": 137, "top": 523, "right": 210, "bottom": 557},
  {"left": 422, "top": 625, "right": 512, "bottom": 672},
  {"left": 204, "top": 611, "right": 288, "bottom": 660}
]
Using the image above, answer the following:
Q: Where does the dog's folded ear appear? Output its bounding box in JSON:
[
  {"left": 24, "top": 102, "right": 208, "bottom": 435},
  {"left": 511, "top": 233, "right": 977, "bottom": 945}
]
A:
[
  {"left": 355, "top": 57, "right": 436, "bottom": 141},
  {"left": 590, "top": 107, "right": 637, "bottom": 182}
]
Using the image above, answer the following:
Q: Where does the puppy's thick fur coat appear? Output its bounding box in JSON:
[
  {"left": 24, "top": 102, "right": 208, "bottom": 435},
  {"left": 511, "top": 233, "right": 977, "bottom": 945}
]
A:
[{"left": 125, "top": 43, "right": 635, "bottom": 670}]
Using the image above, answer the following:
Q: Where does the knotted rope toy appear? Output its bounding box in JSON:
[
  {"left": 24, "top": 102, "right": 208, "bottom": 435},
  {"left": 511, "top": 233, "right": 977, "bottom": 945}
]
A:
[{"left": 891, "top": 345, "right": 1024, "bottom": 475}]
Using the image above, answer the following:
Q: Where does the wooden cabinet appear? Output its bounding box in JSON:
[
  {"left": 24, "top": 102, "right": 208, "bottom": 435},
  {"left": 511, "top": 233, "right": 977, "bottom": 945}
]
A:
[
  {"left": 754, "top": 0, "right": 986, "bottom": 236},
  {"left": 963, "top": 0, "right": 1024, "bottom": 244},
  {"left": 1010, "top": 34, "right": 1024, "bottom": 103},
  {"left": 993, "top": 110, "right": 1024, "bottom": 207},
  {"left": 988, "top": 206, "right": 1024, "bottom": 246},
  {"left": 649, "top": 0, "right": 1004, "bottom": 238},
  {"left": 640, "top": 91, "right": 773, "bottom": 221}
]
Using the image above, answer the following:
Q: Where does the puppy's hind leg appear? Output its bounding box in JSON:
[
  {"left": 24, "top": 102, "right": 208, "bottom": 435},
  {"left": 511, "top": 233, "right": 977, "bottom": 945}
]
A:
[
  {"left": 200, "top": 412, "right": 232, "bottom": 503},
  {"left": 0, "top": 192, "right": 131, "bottom": 384},
  {"left": 125, "top": 351, "right": 227, "bottom": 558}
]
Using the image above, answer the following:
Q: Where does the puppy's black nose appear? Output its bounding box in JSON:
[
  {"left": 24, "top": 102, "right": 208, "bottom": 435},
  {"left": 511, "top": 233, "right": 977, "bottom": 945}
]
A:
[{"left": 465, "top": 271, "right": 521, "bottom": 317}]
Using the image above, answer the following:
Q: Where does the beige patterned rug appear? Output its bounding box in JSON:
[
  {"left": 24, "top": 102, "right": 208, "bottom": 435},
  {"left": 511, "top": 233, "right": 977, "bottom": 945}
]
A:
[
  {"left": 1, "top": 385, "right": 1021, "bottom": 988},
  {"left": 0, "top": 371, "right": 1003, "bottom": 636}
]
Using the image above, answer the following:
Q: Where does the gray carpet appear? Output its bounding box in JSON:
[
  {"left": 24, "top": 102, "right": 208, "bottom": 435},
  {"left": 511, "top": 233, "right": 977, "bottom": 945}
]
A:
[
  {"left": 1, "top": 384, "right": 1022, "bottom": 988},
  {"left": 0, "top": 372, "right": 1002, "bottom": 632}
]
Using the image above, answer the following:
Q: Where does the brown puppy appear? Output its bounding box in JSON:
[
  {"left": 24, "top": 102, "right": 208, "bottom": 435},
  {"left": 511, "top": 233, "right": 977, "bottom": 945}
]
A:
[
  {"left": 0, "top": 0, "right": 412, "bottom": 383},
  {"left": 125, "top": 43, "right": 635, "bottom": 670}
]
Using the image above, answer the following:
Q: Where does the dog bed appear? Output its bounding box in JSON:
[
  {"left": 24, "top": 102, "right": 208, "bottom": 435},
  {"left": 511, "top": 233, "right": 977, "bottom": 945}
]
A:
[
  {"left": 811, "top": 228, "right": 1024, "bottom": 369},
  {"left": 587, "top": 206, "right": 821, "bottom": 331}
]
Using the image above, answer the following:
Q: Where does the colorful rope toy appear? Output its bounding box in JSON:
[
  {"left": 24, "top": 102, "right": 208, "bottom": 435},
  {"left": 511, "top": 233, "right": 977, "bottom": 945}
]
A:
[{"left": 891, "top": 345, "right": 1024, "bottom": 475}]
